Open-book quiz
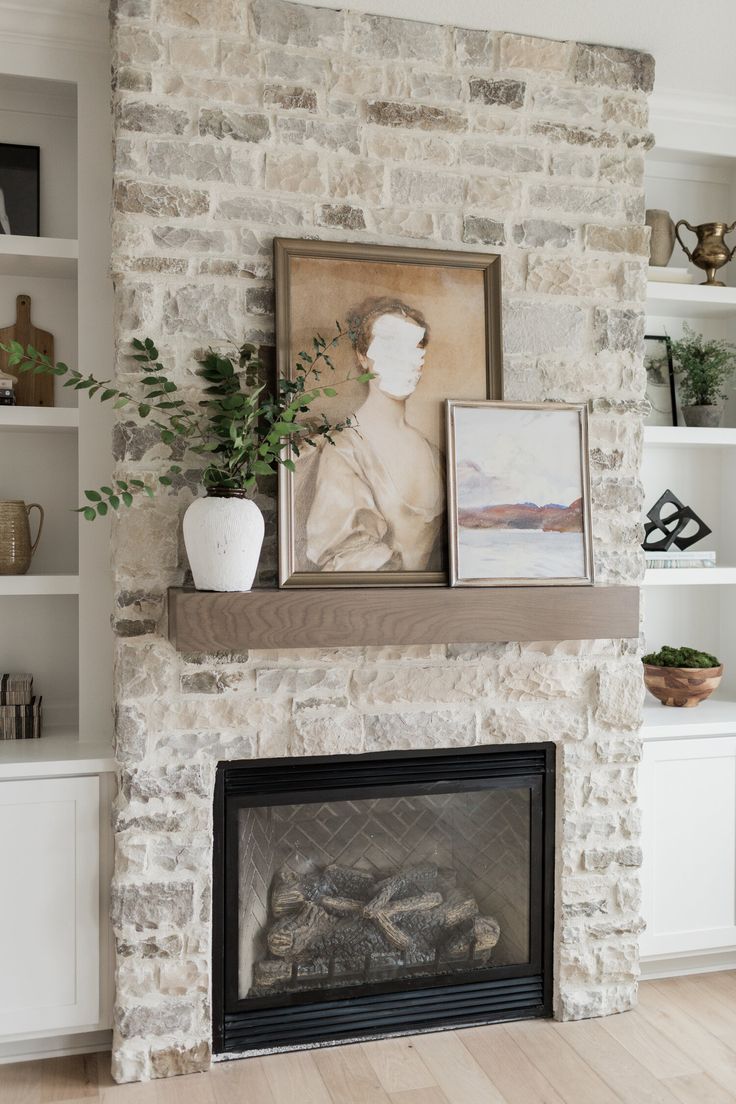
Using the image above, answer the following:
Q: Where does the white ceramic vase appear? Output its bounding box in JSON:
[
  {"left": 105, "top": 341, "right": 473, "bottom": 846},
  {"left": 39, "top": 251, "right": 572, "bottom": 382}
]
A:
[{"left": 182, "top": 491, "right": 264, "bottom": 592}]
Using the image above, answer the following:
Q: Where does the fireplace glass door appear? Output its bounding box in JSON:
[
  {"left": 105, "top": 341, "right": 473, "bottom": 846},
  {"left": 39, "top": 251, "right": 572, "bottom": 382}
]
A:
[{"left": 214, "top": 745, "right": 554, "bottom": 1054}]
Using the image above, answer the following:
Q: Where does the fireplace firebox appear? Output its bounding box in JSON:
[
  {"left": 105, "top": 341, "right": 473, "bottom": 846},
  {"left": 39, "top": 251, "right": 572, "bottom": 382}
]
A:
[{"left": 213, "top": 743, "right": 555, "bottom": 1055}]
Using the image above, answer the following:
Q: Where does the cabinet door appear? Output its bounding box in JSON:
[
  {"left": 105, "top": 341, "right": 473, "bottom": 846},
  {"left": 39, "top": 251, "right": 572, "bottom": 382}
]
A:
[
  {"left": 640, "top": 736, "right": 736, "bottom": 958},
  {"left": 0, "top": 776, "right": 100, "bottom": 1035}
]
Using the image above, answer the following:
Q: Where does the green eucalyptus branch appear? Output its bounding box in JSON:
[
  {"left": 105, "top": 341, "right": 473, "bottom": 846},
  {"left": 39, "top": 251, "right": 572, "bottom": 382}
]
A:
[{"left": 0, "top": 322, "right": 372, "bottom": 519}]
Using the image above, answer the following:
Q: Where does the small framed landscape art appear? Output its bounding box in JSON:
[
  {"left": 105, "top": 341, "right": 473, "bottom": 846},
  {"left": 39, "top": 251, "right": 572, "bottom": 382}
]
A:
[
  {"left": 0, "top": 144, "right": 39, "bottom": 236},
  {"left": 275, "top": 237, "right": 503, "bottom": 588},
  {"left": 446, "top": 401, "right": 594, "bottom": 587},
  {"left": 644, "top": 334, "right": 678, "bottom": 427}
]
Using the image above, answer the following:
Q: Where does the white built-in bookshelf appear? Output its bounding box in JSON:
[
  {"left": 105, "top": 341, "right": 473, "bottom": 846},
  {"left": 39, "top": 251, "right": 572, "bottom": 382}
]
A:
[{"left": 0, "top": 70, "right": 113, "bottom": 766}]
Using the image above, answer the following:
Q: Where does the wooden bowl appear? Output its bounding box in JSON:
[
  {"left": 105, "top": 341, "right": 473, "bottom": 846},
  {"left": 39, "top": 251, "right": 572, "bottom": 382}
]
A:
[{"left": 643, "top": 663, "right": 723, "bottom": 708}]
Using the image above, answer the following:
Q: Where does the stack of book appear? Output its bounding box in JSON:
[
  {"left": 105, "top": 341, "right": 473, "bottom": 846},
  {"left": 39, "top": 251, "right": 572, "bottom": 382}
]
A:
[
  {"left": 0, "top": 674, "right": 42, "bottom": 740},
  {"left": 646, "top": 550, "right": 717, "bottom": 570}
]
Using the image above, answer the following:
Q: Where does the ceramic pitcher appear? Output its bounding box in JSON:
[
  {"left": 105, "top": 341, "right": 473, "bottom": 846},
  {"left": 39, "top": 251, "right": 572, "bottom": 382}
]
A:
[{"left": 0, "top": 500, "right": 44, "bottom": 574}]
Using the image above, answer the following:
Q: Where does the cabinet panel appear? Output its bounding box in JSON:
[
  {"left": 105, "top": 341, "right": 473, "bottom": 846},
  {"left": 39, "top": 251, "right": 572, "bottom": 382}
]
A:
[
  {"left": 0, "top": 776, "right": 99, "bottom": 1035},
  {"left": 641, "top": 736, "right": 736, "bottom": 958}
]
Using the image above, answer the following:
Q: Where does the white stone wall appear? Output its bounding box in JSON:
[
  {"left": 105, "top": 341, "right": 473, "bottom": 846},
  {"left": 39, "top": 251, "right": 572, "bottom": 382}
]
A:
[{"left": 109, "top": 0, "right": 651, "bottom": 1082}]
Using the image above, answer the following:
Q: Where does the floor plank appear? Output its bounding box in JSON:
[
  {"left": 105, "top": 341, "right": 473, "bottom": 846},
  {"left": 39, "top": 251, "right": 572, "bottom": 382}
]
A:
[
  {"left": 0, "top": 1061, "right": 41, "bottom": 1104},
  {"left": 388, "top": 1091, "right": 449, "bottom": 1104},
  {"left": 361, "top": 1039, "right": 435, "bottom": 1095},
  {"left": 652, "top": 976, "right": 736, "bottom": 1047},
  {"left": 312, "top": 1043, "right": 391, "bottom": 1104},
  {"left": 637, "top": 981, "right": 736, "bottom": 1095},
  {"left": 552, "top": 1017, "right": 681, "bottom": 1104},
  {"left": 410, "top": 1031, "right": 506, "bottom": 1104},
  {"left": 211, "top": 1057, "right": 276, "bottom": 1104},
  {"left": 508, "top": 1019, "right": 622, "bottom": 1104},
  {"left": 662, "top": 1073, "right": 736, "bottom": 1104},
  {"left": 458, "top": 1023, "right": 565, "bottom": 1104},
  {"left": 261, "top": 1051, "right": 332, "bottom": 1104},
  {"left": 598, "top": 1006, "right": 701, "bottom": 1080},
  {"left": 39, "top": 1057, "right": 99, "bottom": 1104}
]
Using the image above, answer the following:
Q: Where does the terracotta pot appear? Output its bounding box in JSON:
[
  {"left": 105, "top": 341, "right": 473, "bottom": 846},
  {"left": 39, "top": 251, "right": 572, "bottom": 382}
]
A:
[
  {"left": 182, "top": 489, "right": 264, "bottom": 592},
  {"left": 643, "top": 662, "right": 723, "bottom": 707},
  {"left": 682, "top": 404, "right": 724, "bottom": 428},
  {"left": 0, "top": 500, "right": 44, "bottom": 575}
]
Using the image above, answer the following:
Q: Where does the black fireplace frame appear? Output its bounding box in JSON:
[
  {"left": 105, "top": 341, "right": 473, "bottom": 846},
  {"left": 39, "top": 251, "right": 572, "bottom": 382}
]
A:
[{"left": 212, "top": 742, "right": 555, "bottom": 1055}]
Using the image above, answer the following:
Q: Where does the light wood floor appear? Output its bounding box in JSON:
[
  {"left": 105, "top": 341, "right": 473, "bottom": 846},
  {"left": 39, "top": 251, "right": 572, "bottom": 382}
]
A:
[{"left": 3, "top": 973, "right": 736, "bottom": 1104}]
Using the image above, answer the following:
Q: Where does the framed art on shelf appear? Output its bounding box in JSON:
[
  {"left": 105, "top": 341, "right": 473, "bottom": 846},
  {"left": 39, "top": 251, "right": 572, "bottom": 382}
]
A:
[
  {"left": 446, "top": 400, "right": 594, "bottom": 587},
  {"left": 644, "top": 334, "right": 678, "bottom": 427},
  {"left": 275, "top": 237, "right": 503, "bottom": 588},
  {"left": 0, "top": 144, "right": 39, "bottom": 236}
]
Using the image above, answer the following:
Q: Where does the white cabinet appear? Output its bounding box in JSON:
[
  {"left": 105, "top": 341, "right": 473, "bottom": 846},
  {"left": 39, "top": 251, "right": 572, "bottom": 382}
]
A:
[
  {"left": 640, "top": 735, "right": 736, "bottom": 963},
  {"left": 0, "top": 776, "right": 100, "bottom": 1035}
]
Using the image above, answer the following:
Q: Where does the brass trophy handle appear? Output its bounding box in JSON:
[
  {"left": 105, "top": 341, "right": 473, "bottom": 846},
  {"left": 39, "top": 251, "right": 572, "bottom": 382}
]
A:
[
  {"left": 674, "top": 219, "right": 696, "bottom": 262},
  {"left": 25, "top": 503, "right": 44, "bottom": 558},
  {"left": 727, "top": 221, "right": 736, "bottom": 262}
]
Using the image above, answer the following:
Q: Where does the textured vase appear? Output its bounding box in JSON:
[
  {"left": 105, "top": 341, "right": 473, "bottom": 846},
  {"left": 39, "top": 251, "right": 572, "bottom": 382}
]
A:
[
  {"left": 0, "top": 500, "right": 44, "bottom": 575},
  {"left": 645, "top": 209, "right": 676, "bottom": 266},
  {"left": 182, "top": 491, "right": 264, "bottom": 592},
  {"left": 682, "top": 404, "right": 724, "bottom": 428}
]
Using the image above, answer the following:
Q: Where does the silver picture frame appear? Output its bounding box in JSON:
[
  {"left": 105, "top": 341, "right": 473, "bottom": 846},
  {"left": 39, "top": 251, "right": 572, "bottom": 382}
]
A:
[{"left": 446, "top": 400, "right": 594, "bottom": 587}]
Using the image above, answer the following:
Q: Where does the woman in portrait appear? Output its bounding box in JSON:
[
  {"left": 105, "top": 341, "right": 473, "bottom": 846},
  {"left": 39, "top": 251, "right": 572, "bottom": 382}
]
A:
[{"left": 304, "top": 297, "right": 445, "bottom": 573}]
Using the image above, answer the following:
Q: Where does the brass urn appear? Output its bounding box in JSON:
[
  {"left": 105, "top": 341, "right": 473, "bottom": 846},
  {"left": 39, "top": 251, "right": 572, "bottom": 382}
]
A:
[{"left": 675, "top": 220, "right": 736, "bottom": 286}]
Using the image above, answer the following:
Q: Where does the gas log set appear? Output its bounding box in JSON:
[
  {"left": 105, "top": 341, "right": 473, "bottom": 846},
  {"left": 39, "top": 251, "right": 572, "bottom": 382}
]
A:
[{"left": 251, "top": 860, "right": 502, "bottom": 996}]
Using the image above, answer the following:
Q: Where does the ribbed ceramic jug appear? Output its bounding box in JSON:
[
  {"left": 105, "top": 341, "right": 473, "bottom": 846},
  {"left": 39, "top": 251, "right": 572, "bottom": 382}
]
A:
[{"left": 0, "top": 500, "right": 44, "bottom": 574}]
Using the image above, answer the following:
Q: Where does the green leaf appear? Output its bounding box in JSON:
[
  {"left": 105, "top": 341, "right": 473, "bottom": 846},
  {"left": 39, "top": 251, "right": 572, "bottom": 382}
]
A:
[
  {"left": 158, "top": 475, "right": 172, "bottom": 486},
  {"left": 96, "top": 502, "right": 108, "bottom": 516},
  {"left": 323, "top": 387, "right": 337, "bottom": 397},
  {"left": 122, "top": 492, "right": 133, "bottom": 508},
  {"left": 109, "top": 495, "right": 120, "bottom": 509},
  {"left": 82, "top": 506, "right": 96, "bottom": 521},
  {"left": 85, "top": 490, "right": 101, "bottom": 502},
  {"left": 138, "top": 403, "right": 151, "bottom": 418},
  {"left": 282, "top": 459, "right": 296, "bottom": 472},
  {"left": 129, "top": 479, "right": 145, "bottom": 488},
  {"left": 100, "top": 486, "right": 113, "bottom": 496}
]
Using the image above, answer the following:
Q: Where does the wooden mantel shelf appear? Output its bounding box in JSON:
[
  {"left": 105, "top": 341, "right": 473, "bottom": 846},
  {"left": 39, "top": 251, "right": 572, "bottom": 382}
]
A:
[{"left": 168, "top": 585, "right": 639, "bottom": 653}]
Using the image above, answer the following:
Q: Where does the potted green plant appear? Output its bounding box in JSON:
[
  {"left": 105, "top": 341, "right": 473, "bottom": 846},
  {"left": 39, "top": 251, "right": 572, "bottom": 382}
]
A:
[
  {"left": 669, "top": 324, "right": 736, "bottom": 427},
  {"left": 642, "top": 644, "right": 723, "bottom": 707},
  {"left": 2, "top": 327, "right": 370, "bottom": 592}
]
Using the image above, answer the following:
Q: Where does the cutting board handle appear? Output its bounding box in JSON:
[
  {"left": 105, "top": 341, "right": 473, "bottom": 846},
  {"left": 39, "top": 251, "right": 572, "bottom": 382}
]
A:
[{"left": 16, "top": 294, "right": 31, "bottom": 326}]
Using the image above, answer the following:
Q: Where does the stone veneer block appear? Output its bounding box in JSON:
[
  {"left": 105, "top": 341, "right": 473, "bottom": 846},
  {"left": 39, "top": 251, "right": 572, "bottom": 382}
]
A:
[{"left": 109, "top": 0, "right": 652, "bottom": 1080}]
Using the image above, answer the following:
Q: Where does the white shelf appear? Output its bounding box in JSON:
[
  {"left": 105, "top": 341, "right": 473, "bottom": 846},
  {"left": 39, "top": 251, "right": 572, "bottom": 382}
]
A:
[
  {"left": 0, "top": 730, "right": 115, "bottom": 780},
  {"left": 0, "top": 575, "right": 79, "bottom": 595},
  {"left": 0, "top": 407, "right": 78, "bottom": 433},
  {"left": 644, "top": 567, "right": 736, "bottom": 586},
  {"left": 643, "top": 697, "right": 736, "bottom": 740},
  {"left": 647, "top": 281, "right": 736, "bottom": 318},
  {"left": 644, "top": 426, "right": 736, "bottom": 448},
  {"left": 0, "top": 235, "right": 77, "bottom": 279}
]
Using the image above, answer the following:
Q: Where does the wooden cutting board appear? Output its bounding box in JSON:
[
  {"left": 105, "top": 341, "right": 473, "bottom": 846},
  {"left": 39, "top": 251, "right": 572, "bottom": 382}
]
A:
[{"left": 0, "top": 294, "right": 55, "bottom": 407}]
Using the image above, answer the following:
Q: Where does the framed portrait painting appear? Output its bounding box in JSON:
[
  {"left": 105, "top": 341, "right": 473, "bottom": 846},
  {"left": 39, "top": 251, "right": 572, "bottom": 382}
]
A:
[
  {"left": 275, "top": 238, "right": 503, "bottom": 588},
  {"left": 446, "top": 401, "right": 594, "bottom": 587},
  {"left": 0, "top": 144, "right": 39, "bottom": 236}
]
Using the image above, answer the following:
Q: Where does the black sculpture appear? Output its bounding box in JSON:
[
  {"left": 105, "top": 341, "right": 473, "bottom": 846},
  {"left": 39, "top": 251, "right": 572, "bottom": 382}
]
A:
[{"left": 642, "top": 489, "right": 712, "bottom": 552}]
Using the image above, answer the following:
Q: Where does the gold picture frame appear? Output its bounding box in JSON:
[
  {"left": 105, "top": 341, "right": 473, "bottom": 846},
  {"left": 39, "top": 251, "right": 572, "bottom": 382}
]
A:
[
  {"left": 276, "top": 237, "right": 503, "bottom": 589},
  {"left": 446, "top": 400, "right": 594, "bottom": 587}
]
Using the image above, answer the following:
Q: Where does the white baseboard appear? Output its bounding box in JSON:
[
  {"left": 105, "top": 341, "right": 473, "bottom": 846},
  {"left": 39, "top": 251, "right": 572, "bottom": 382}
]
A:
[
  {"left": 0, "top": 1030, "right": 111, "bottom": 1065},
  {"left": 640, "top": 948, "right": 736, "bottom": 980}
]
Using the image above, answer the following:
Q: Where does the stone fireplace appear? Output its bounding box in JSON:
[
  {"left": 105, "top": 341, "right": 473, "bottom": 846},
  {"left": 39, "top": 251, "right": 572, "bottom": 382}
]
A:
[
  {"left": 214, "top": 744, "right": 554, "bottom": 1054},
  {"left": 109, "top": 0, "right": 650, "bottom": 1083}
]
